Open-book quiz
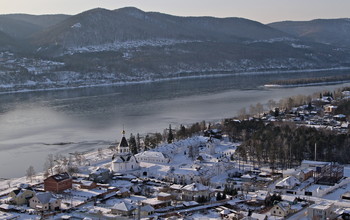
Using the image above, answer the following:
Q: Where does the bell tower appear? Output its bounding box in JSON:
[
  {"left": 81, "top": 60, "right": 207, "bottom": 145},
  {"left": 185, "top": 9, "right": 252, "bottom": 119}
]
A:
[{"left": 117, "top": 130, "right": 130, "bottom": 155}]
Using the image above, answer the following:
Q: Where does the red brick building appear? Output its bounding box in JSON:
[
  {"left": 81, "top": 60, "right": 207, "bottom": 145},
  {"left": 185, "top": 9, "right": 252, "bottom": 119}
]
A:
[{"left": 44, "top": 173, "right": 72, "bottom": 193}]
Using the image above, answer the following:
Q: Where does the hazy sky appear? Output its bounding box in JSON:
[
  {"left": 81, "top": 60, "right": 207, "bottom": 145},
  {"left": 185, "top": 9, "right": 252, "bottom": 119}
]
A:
[{"left": 1, "top": 0, "right": 350, "bottom": 23}]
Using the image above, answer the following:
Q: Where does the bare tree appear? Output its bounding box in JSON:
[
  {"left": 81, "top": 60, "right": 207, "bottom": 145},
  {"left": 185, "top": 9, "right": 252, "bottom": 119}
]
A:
[
  {"left": 45, "top": 154, "right": 55, "bottom": 175},
  {"left": 267, "top": 99, "right": 277, "bottom": 110},
  {"left": 256, "top": 102, "right": 264, "bottom": 116},
  {"left": 98, "top": 148, "right": 103, "bottom": 159},
  {"left": 26, "top": 165, "right": 36, "bottom": 183},
  {"left": 238, "top": 107, "right": 248, "bottom": 120}
]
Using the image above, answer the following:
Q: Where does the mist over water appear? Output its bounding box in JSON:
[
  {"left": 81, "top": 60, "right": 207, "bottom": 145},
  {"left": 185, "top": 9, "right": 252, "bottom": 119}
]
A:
[{"left": 1, "top": 70, "right": 349, "bottom": 178}]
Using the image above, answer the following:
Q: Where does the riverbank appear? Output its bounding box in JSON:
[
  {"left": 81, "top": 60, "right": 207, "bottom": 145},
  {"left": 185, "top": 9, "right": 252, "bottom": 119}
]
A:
[
  {"left": 264, "top": 74, "right": 350, "bottom": 88},
  {"left": 1, "top": 67, "right": 349, "bottom": 95}
]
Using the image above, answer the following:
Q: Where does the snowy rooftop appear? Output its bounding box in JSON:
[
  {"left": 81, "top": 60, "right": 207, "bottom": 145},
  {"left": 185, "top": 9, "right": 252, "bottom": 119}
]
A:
[
  {"left": 182, "top": 183, "right": 209, "bottom": 191},
  {"left": 135, "top": 151, "right": 168, "bottom": 159},
  {"left": 276, "top": 176, "right": 300, "bottom": 188}
]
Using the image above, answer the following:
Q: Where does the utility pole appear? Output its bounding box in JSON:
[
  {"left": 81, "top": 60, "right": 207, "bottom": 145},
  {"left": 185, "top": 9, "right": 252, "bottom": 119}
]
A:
[{"left": 314, "top": 143, "right": 317, "bottom": 161}]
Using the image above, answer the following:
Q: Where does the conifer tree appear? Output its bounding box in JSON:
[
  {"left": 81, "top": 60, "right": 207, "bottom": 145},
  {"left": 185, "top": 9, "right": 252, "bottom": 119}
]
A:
[
  {"left": 167, "top": 124, "right": 174, "bottom": 143},
  {"left": 129, "top": 133, "right": 138, "bottom": 154}
]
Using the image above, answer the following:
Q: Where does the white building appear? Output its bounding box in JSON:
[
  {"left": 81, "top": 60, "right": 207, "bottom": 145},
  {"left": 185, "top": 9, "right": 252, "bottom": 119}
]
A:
[
  {"left": 206, "top": 137, "right": 215, "bottom": 155},
  {"left": 135, "top": 151, "right": 170, "bottom": 164},
  {"left": 308, "top": 202, "right": 335, "bottom": 220},
  {"left": 29, "top": 192, "right": 61, "bottom": 211},
  {"left": 111, "top": 130, "right": 139, "bottom": 173}
]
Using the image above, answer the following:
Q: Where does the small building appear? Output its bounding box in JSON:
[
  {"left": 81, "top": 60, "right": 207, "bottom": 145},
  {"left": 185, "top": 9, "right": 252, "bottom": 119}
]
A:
[
  {"left": 270, "top": 202, "right": 292, "bottom": 218},
  {"left": 241, "top": 174, "right": 256, "bottom": 182},
  {"left": 142, "top": 197, "right": 171, "bottom": 210},
  {"left": 79, "top": 180, "right": 97, "bottom": 190},
  {"left": 135, "top": 151, "right": 170, "bottom": 164},
  {"left": 8, "top": 186, "right": 35, "bottom": 205},
  {"left": 140, "top": 205, "right": 155, "bottom": 217},
  {"left": 111, "top": 201, "right": 137, "bottom": 216},
  {"left": 167, "top": 184, "right": 183, "bottom": 200},
  {"left": 249, "top": 190, "right": 271, "bottom": 205},
  {"left": 281, "top": 195, "right": 298, "bottom": 205},
  {"left": 308, "top": 202, "right": 335, "bottom": 220},
  {"left": 89, "top": 167, "right": 110, "bottom": 183},
  {"left": 116, "top": 188, "right": 130, "bottom": 198},
  {"left": 275, "top": 176, "right": 300, "bottom": 190},
  {"left": 181, "top": 183, "right": 214, "bottom": 201},
  {"left": 283, "top": 168, "right": 313, "bottom": 182},
  {"left": 29, "top": 192, "right": 61, "bottom": 211},
  {"left": 44, "top": 172, "right": 72, "bottom": 193},
  {"left": 157, "top": 192, "right": 172, "bottom": 201}
]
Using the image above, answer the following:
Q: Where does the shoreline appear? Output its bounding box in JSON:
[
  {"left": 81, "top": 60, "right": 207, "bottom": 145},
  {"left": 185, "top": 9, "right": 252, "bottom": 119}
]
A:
[
  {"left": 264, "top": 80, "right": 350, "bottom": 88},
  {"left": 0, "top": 67, "right": 349, "bottom": 95}
]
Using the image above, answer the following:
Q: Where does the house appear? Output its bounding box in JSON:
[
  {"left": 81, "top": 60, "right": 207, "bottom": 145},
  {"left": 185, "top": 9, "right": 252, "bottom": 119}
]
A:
[
  {"left": 281, "top": 195, "right": 298, "bottom": 205},
  {"left": 296, "top": 168, "right": 313, "bottom": 181},
  {"left": 270, "top": 202, "right": 292, "bottom": 218},
  {"left": 111, "top": 201, "right": 137, "bottom": 216},
  {"left": 275, "top": 176, "right": 300, "bottom": 190},
  {"left": 140, "top": 205, "right": 154, "bottom": 217},
  {"left": 308, "top": 202, "right": 335, "bottom": 220},
  {"left": 283, "top": 168, "right": 313, "bottom": 182},
  {"left": 181, "top": 183, "right": 214, "bottom": 201},
  {"left": 8, "top": 186, "right": 35, "bottom": 205},
  {"left": 141, "top": 191, "right": 172, "bottom": 210},
  {"left": 89, "top": 167, "right": 110, "bottom": 183},
  {"left": 204, "top": 129, "right": 222, "bottom": 139},
  {"left": 79, "top": 180, "right": 97, "bottom": 190},
  {"left": 241, "top": 211, "right": 268, "bottom": 220},
  {"left": 141, "top": 197, "right": 171, "bottom": 210},
  {"left": 249, "top": 190, "right": 271, "bottom": 205},
  {"left": 44, "top": 172, "right": 72, "bottom": 193},
  {"left": 241, "top": 174, "right": 256, "bottom": 182},
  {"left": 135, "top": 151, "right": 170, "bottom": 164},
  {"left": 167, "top": 184, "right": 183, "bottom": 200},
  {"left": 111, "top": 130, "right": 140, "bottom": 173},
  {"left": 29, "top": 192, "right": 61, "bottom": 211},
  {"left": 116, "top": 188, "right": 130, "bottom": 198},
  {"left": 157, "top": 192, "right": 172, "bottom": 201}
]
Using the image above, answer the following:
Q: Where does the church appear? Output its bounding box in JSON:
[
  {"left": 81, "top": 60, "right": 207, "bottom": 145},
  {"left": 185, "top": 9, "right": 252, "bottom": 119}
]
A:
[{"left": 111, "top": 130, "right": 139, "bottom": 173}]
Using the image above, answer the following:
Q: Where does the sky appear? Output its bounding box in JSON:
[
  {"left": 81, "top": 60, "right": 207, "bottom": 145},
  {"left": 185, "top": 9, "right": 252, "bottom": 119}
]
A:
[{"left": 1, "top": 0, "right": 350, "bottom": 24}]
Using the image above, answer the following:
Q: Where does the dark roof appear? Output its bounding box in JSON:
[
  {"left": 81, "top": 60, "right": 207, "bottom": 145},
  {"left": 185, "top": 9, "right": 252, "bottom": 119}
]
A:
[
  {"left": 46, "top": 172, "right": 71, "bottom": 182},
  {"left": 12, "top": 189, "right": 21, "bottom": 195},
  {"left": 119, "top": 136, "right": 128, "bottom": 147}
]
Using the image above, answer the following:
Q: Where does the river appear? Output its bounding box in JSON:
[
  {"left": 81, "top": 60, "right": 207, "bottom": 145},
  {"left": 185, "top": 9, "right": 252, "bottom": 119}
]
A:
[{"left": 1, "top": 70, "right": 350, "bottom": 178}]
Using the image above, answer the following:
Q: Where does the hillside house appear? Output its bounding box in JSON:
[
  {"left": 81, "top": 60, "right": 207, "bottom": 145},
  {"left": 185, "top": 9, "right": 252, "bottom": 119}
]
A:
[
  {"left": 140, "top": 205, "right": 155, "bottom": 217},
  {"left": 275, "top": 176, "right": 300, "bottom": 190},
  {"left": 8, "top": 186, "right": 35, "bottom": 205},
  {"left": 44, "top": 172, "right": 72, "bottom": 193},
  {"left": 181, "top": 183, "right": 214, "bottom": 201},
  {"left": 142, "top": 193, "right": 172, "bottom": 210},
  {"left": 29, "top": 192, "right": 61, "bottom": 211},
  {"left": 111, "top": 201, "right": 136, "bottom": 216},
  {"left": 78, "top": 180, "right": 97, "bottom": 190},
  {"left": 89, "top": 167, "right": 110, "bottom": 183},
  {"left": 270, "top": 202, "right": 292, "bottom": 218}
]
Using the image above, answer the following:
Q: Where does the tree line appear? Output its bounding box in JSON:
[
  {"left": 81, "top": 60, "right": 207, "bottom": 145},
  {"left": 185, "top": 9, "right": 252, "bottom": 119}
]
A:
[{"left": 222, "top": 119, "right": 350, "bottom": 169}]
